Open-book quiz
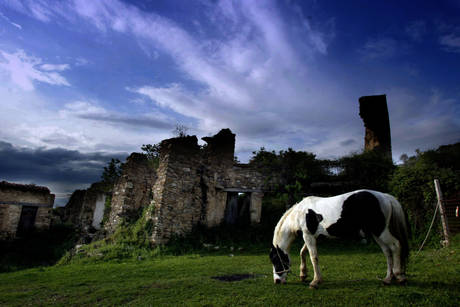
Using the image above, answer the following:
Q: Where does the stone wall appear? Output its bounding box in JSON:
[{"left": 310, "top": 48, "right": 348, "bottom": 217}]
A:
[
  {"left": 62, "top": 129, "right": 268, "bottom": 245},
  {"left": 359, "top": 95, "right": 392, "bottom": 158},
  {"left": 0, "top": 181, "right": 54, "bottom": 240},
  {"left": 144, "top": 129, "right": 267, "bottom": 244},
  {"left": 105, "top": 153, "right": 156, "bottom": 233},
  {"left": 62, "top": 183, "right": 106, "bottom": 232},
  {"left": 149, "top": 136, "right": 204, "bottom": 245},
  {"left": 0, "top": 204, "right": 21, "bottom": 239}
]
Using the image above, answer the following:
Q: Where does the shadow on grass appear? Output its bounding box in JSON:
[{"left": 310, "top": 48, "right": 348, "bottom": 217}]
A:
[{"left": 0, "top": 224, "right": 77, "bottom": 272}]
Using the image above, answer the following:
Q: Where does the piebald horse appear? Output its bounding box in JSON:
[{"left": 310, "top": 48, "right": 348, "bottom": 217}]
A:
[{"left": 269, "top": 190, "right": 409, "bottom": 288}]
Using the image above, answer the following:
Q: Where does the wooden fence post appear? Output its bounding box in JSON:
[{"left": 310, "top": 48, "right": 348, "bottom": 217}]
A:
[{"left": 434, "top": 179, "right": 450, "bottom": 247}]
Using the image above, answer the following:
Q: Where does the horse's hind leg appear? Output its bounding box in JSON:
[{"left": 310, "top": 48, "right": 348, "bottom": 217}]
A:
[
  {"left": 304, "top": 234, "right": 323, "bottom": 289},
  {"left": 373, "top": 235, "right": 394, "bottom": 285},
  {"left": 300, "top": 243, "right": 308, "bottom": 282},
  {"left": 377, "top": 230, "right": 407, "bottom": 284}
]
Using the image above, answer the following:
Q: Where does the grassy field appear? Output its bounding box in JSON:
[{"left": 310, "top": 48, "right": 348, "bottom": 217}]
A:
[{"left": 0, "top": 238, "right": 459, "bottom": 306}]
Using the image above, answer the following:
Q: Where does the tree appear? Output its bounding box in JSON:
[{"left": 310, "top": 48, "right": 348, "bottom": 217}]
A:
[
  {"left": 337, "top": 150, "right": 395, "bottom": 192},
  {"left": 172, "top": 124, "right": 189, "bottom": 138},
  {"left": 141, "top": 143, "right": 161, "bottom": 169},
  {"left": 250, "top": 147, "right": 328, "bottom": 207},
  {"left": 101, "top": 158, "right": 122, "bottom": 188},
  {"left": 390, "top": 143, "right": 460, "bottom": 240}
]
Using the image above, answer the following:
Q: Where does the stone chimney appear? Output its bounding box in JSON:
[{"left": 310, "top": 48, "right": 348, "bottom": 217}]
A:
[{"left": 359, "top": 95, "right": 392, "bottom": 159}]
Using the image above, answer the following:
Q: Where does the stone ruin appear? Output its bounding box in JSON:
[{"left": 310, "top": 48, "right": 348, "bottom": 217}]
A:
[
  {"left": 143, "top": 129, "right": 266, "bottom": 244},
  {"left": 0, "top": 181, "right": 54, "bottom": 240},
  {"left": 105, "top": 153, "right": 156, "bottom": 233},
  {"left": 58, "top": 94, "right": 394, "bottom": 244},
  {"left": 359, "top": 94, "right": 392, "bottom": 158},
  {"left": 62, "top": 129, "right": 267, "bottom": 245},
  {"left": 58, "top": 182, "right": 107, "bottom": 234}
]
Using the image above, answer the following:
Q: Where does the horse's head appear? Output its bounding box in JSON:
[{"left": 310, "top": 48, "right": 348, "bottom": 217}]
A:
[{"left": 269, "top": 244, "right": 290, "bottom": 284}]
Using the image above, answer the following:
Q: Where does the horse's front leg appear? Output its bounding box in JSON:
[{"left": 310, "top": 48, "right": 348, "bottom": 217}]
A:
[
  {"left": 300, "top": 243, "right": 308, "bottom": 282},
  {"left": 304, "top": 234, "right": 322, "bottom": 289}
]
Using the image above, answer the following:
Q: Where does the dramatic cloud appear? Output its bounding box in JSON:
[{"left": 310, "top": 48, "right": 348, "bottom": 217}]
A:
[
  {"left": 0, "top": 0, "right": 459, "bottom": 200},
  {"left": 0, "top": 140, "right": 128, "bottom": 205},
  {"left": 60, "top": 101, "right": 175, "bottom": 130},
  {"left": 0, "top": 49, "right": 70, "bottom": 90}
]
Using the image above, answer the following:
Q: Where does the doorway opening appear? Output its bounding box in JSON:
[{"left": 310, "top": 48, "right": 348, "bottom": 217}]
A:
[
  {"left": 224, "top": 192, "right": 251, "bottom": 225},
  {"left": 17, "top": 206, "right": 38, "bottom": 236}
]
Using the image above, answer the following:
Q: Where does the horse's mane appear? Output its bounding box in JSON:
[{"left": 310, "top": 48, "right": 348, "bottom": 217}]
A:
[{"left": 273, "top": 204, "right": 297, "bottom": 245}]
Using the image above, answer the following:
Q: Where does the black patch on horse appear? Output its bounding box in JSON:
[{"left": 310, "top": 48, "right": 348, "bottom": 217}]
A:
[
  {"left": 269, "top": 245, "right": 290, "bottom": 273},
  {"left": 306, "top": 209, "right": 323, "bottom": 234},
  {"left": 326, "top": 191, "right": 385, "bottom": 238}
]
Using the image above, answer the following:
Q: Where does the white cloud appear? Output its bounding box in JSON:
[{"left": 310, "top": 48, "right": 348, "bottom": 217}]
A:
[
  {"left": 40, "top": 63, "right": 70, "bottom": 71},
  {"left": 405, "top": 20, "right": 426, "bottom": 42},
  {"left": 439, "top": 33, "right": 460, "bottom": 53},
  {"left": 3, "top": 0, "right": 457, "bottom": 164},
  {"left": 0, "top": 49, "right": 70, "bottom": 90},
  {"left": 0, "top": 10, "right": 22, "bottom": 29},
  {"left": 360, "top": 38, "right": 398, "bottom": 60}
]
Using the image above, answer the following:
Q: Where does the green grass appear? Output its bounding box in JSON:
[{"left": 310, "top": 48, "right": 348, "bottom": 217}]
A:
[{"left": 1, "top": 238, "right": 459, "bottom": 306}]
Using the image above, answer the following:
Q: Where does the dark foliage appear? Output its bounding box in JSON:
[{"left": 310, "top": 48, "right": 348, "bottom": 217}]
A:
[
  {"left": 0, "top": 224, "right": 77, "bottom": 272},
  {"left": 100, "top": 158, "right": 122, "bottom": 188},
  {"left": 390, "top": 142, "right": 460, "bottom": 244}
]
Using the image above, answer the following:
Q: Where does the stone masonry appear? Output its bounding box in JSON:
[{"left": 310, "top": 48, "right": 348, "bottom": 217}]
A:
[
  {"left": 105, "top": 153, "right": 156, "bottom": 233},
  {"left": 62, "top": 182, "right": 107, "bottom": 232},
  {"left": 145, "top": 129, "right": 266, "bottom": 244},
  {"left": 0, "top": 181, "right": 55, "bottom": 240},
  {"left": 148, "top": 136, "right": 204, "bottom": 244},
  {"left": 64, "top": 129, "right": 267, "bottom": 245}
]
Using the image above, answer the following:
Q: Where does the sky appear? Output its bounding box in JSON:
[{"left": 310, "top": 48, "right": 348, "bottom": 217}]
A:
[{"left": 0, "top": 0, "right": 459, "bottom": 206}]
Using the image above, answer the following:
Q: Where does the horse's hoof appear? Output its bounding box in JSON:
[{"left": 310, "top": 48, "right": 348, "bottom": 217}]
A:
[
  {"left": 300, "top": 276, "right": 307, "bottom": 282},
  {"left": 309, "top": 281, "right": 320, "bottom": 289},
  {"left": 396, "top": 278, "right": 407, "bottom": 286},
  {"left": 309, "top": 283, "right": 319, "bottom": 289},
  {"left": 382, "top": 278, "right": 393, "bottom": 285}
]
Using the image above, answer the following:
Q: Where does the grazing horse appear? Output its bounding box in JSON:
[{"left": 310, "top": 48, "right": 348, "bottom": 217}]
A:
[{"left": 269, "top": 190, "right": 410, "bottom": 288}]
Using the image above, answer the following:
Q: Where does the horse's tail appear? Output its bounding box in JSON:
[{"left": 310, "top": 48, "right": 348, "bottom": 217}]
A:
[{"left": 388, "top": 195, "right": 410, "bottom": 268}]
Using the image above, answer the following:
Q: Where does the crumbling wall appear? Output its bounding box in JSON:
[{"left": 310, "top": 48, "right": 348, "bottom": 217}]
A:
[
  {"left": 62, "top": 190, "right": 86, "bottom": 225},
  {"left": 105, "top": 153, "right": 156, "bottom": 233},
  {"left": 0, "top": 181, "right": 54, "bottom": 239},
  {"left": 62, "top": 129, "right": 267, "bottom": 245},
  {"left": 62, "top": 183, "right": 106, "bottom": 232},
  {"left": 148, "top": 136, "right": 203, "bottom": 244},
  {"left": 202, "top": 129, "right": 236, "bottom": 227},
  {"left": 359, "top": 95, "right": 392, "bottom": 158},
  {"left": 144, "top": 129, "right": 266, "bottom": 243}
]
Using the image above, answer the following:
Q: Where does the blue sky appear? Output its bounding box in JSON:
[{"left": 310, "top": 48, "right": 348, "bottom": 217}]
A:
[{"left": 0, "top": 0, "right": 459, "bottom": 205}]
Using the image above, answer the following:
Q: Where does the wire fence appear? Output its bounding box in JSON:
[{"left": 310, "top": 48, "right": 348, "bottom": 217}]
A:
[{"left": 442, "top": 199, "right": 460, "bottom": 235}]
